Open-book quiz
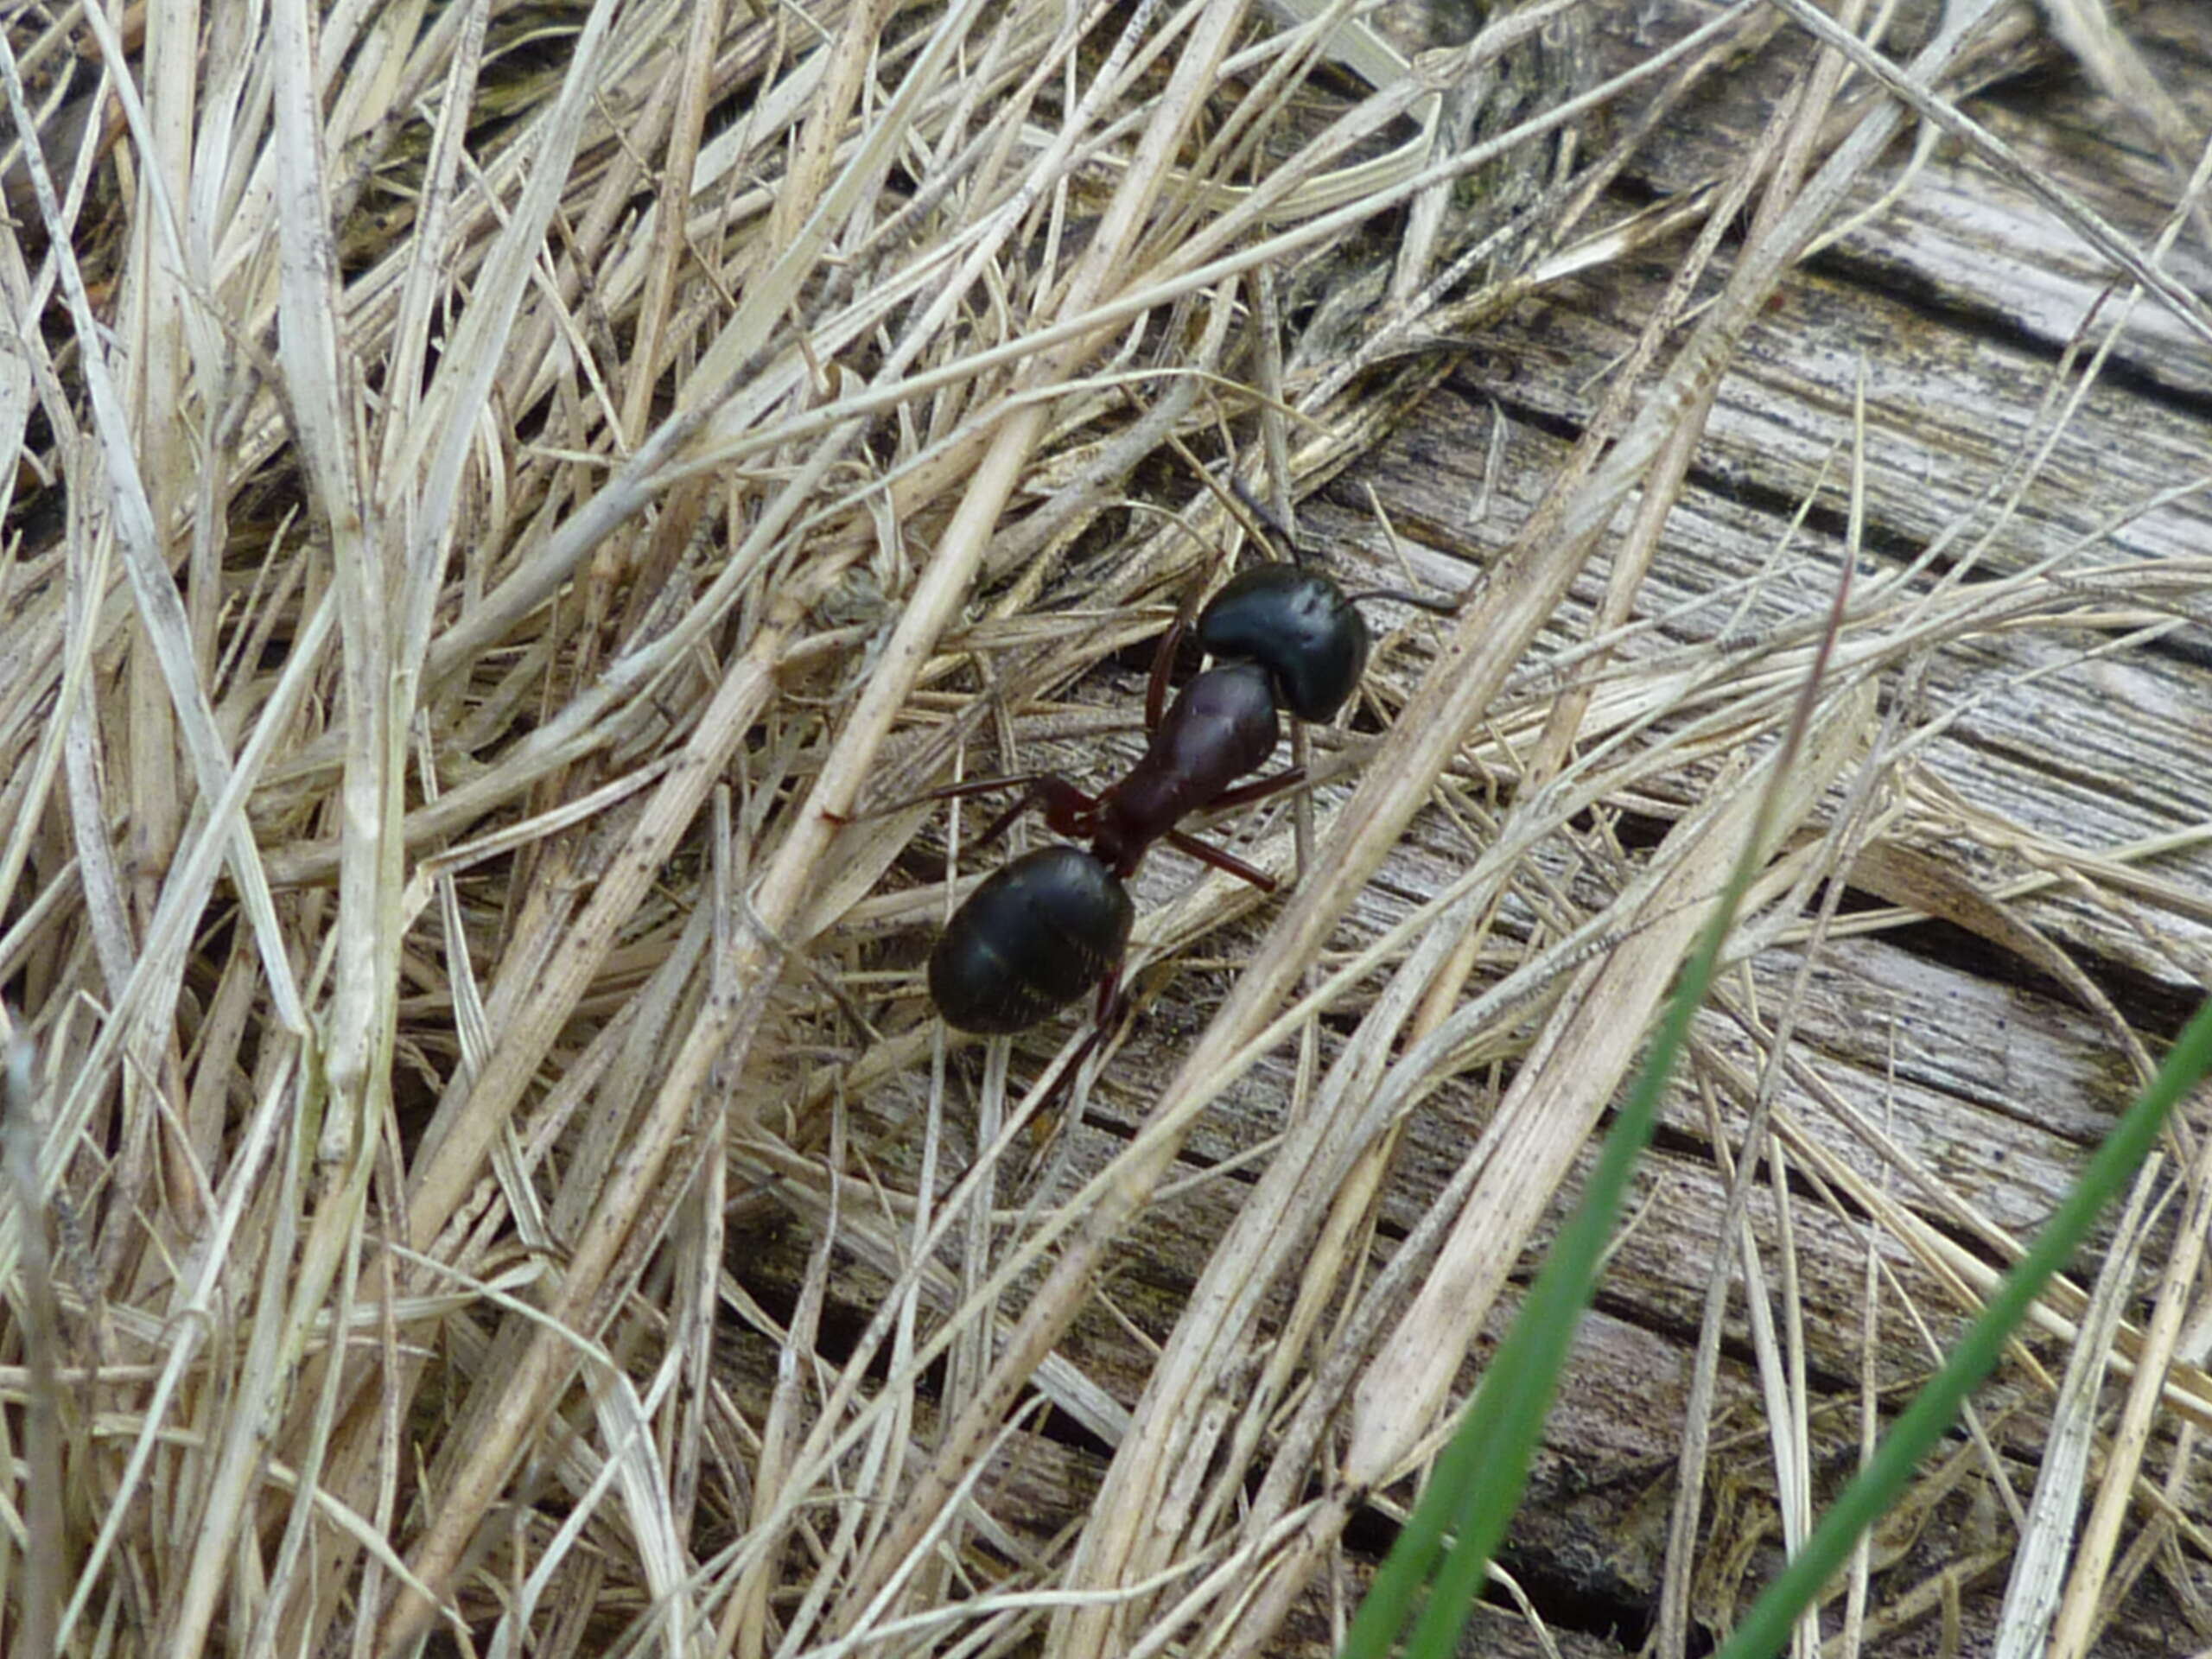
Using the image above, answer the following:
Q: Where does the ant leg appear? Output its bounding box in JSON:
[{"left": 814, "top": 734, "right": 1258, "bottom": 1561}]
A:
[
  {"left": 1163, "top": 828, "right": 1277, "bottom": 893},
  {"left": 862, "top": 766, "right": 1112, "bottom": 844},
  {"left": 972, "top": 787, "right": 1042, "bottom": 849},
  {"left": 1145, "top": 617, "right": 1179, "bottom": 733},
  {"left": 879, "top": 772, "right": 1100, "bottom": 848},
  {"left": 919, "top": 779, "right": 1048, "bottom": 809},
  {"left": 824, "top": 777, "right": 1027, "bottom": 829},
  {"left": 1019, "top": 967, "right": 1127, "bottom": 1136},
  {"left": 976, "top": 775, "right": 1098, "bottom": 845},
  {"left": 1091, "top": 962, "right": 1128, "bottom": 1035},
  {"left": 1230, "top": 475, "right": 1465, "bottom": 612},
  {"left": 1146, "top": 577, "right": 1214, "bottom": 733},
  {"left": 1161, "top": 762, "right": 1309, "bottom": 889},
  {"left": 1205, "top": 766, "right": 1306, "bottom": 813}
]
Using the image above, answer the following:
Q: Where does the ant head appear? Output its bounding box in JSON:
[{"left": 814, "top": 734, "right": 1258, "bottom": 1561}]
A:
[{"left": 1197, "top": 566, "right": 1370, "bottom": 723}]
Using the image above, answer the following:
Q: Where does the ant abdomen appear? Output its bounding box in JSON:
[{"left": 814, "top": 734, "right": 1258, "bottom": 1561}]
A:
[{"left": 927, "top": 845, "right": 1135, "bottom": 1034}]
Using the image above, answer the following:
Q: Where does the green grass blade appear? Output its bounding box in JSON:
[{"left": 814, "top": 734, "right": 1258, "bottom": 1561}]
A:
[
  {"left": 1346, "top": 583, "right": 1853, "bottom": 1659},
  {"left": 1343, "top": 830, "right": 1755, "bottom": 1659},
  {"left": 1711, "top": 991, "right": 2212, "bottom": 1659}
]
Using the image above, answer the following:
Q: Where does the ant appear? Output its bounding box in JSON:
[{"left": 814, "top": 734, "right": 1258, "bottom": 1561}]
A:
[{"left": 925, "top": 493, "right": 1452, "bottom": 1039}]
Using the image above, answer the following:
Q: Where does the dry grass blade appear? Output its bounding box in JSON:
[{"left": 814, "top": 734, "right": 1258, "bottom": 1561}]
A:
[
  {"left": 3, "top": 0, "right": 2210, "bottom": 1653},
  {"left": 2, "top": 1033, "right": 60, "bottom": 1659},
  {"left": 1993, "top": 1162, "right": 2162, "bottom": 1656}
]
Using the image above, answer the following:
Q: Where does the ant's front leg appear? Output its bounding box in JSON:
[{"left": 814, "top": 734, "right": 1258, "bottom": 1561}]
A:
[{"left": 1145, "top": 582, "right": 1209, "bottom": 734}]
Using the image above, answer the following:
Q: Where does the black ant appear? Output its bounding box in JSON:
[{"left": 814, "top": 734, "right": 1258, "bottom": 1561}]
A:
[{"left": 925, "top": 505, "right": 1452, "bottom": 1039}]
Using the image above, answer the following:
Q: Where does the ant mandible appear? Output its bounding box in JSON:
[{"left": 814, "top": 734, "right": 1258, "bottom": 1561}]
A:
[{"left": 926, "top": 493, "right": 1449, "bottom": 1037}]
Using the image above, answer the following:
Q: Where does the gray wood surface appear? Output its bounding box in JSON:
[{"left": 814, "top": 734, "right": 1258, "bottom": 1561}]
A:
[{"left": 742, "top": 3, "right": 2212, "bottom": 1652}]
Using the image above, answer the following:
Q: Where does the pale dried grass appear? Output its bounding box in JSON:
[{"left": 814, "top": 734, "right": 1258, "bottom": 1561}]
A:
[{"left": 1, "top": 0, "right": 2208, "bottom": 1655}]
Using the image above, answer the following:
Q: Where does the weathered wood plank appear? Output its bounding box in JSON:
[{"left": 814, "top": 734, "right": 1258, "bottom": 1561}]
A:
[{"left": 779, "top": 2, "right": 2212, "bottom": 1651}]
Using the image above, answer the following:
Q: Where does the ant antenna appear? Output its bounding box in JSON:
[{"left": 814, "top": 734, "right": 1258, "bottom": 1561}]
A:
[
  {"left": 1346, "top": 586, "right": 1463, "bottom": 618},
  {"left": 1226, "top": 476, "right": 1465, "bottom": 617},
  {"left": 1229, "top": 476, "right": 1306, "bottom": 566}
]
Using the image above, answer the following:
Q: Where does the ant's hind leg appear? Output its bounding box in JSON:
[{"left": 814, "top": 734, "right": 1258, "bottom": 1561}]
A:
[
  {"left": 976, "top": 775, "right": 1098, "bottom": 845},
  {"left": 876, "top": 771, "right": 1049, "bottom": 816},
  {"left": 883, "top": 771, "right": 1098, "bottom": 848},
  {"left": 1020, "top": 970, "right": 1127, "bottom": 1143},
  {"left": 1092, "top": 960, "right": 1134, "bottom": 1035}
]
